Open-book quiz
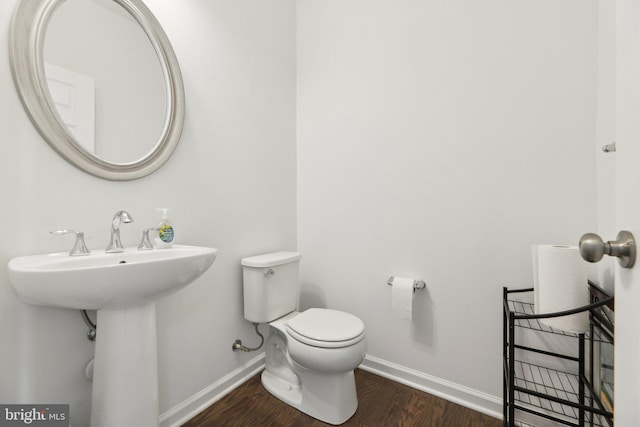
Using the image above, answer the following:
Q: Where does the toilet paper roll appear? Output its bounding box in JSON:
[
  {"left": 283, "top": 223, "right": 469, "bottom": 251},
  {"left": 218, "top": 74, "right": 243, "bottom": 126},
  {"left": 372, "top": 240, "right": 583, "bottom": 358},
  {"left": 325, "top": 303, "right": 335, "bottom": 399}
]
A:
[
  {"left": 531, "top": 245, "right": 540, "bottom": 314},
  {"left": 533, "top": 245, "right": 589, "bottom": 333},
  {"left": 391, "top": 276, "right": 415, "bottom": 321}
]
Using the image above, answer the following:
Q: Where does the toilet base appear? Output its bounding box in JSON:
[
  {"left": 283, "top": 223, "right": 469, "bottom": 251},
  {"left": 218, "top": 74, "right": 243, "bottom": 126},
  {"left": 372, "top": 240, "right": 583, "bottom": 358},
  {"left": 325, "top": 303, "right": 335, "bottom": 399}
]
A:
[{"left": 262, "top": 368, "right": 358, "bottom": 425}]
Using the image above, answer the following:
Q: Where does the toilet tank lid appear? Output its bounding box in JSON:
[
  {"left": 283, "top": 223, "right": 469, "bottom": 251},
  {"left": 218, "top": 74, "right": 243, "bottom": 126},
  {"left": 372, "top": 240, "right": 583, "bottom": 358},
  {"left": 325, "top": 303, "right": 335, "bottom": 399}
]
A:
[{"left": 241, "top": 251, "right": 301, "bottom": 268}]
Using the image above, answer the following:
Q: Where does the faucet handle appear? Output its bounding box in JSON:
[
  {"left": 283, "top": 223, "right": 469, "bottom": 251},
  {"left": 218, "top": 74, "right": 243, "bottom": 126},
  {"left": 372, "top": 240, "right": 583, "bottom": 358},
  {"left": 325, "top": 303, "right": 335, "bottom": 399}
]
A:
[
  {"left": 138, "top": 228, "right": 157, "bottom": 251},
  {"left": 50, "top": 230, "right": 91, "bottom": 256}
]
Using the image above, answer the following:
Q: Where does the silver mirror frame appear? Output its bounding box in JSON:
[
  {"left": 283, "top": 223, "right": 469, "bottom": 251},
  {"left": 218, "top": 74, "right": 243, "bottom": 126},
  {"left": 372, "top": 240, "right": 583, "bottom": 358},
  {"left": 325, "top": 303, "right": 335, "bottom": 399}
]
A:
[{"left": 9, "top": 0, "right": 185, "bottom": 181}]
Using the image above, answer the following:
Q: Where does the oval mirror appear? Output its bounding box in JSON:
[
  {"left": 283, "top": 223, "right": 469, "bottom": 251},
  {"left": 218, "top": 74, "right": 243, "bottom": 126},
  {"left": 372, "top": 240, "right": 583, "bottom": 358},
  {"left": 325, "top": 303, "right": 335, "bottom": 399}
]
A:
[{"left": 9, "top": 0, "right": 185, "bottom": 181}]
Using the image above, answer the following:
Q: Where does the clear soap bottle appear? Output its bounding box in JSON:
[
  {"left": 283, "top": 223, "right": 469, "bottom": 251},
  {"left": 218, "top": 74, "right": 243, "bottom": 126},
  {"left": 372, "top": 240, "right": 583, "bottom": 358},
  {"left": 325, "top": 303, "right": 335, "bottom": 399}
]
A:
[{"left": 155, "top": 208, "right": 174, "bottom": 248}]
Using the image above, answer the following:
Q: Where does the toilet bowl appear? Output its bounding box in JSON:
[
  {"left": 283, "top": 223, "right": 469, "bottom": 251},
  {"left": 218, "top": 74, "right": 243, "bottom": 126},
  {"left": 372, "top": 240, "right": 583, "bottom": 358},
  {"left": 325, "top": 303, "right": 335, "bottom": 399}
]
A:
[
  {"left": 262, "top": 310, "right": 366, "bottom": 425},
  {"left": 286, "top": 308, "right": 366, "bottom": 373},
  {"left": 241, "top": 252, "right": 367, "bottom": 425}
]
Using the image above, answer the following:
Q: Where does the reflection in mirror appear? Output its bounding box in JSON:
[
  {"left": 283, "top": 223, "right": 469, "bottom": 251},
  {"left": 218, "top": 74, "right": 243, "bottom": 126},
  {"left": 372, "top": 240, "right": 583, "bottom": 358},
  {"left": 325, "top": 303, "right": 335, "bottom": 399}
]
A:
[
  {"left": 10, "top": 0, "right": 184, "bottom": 180},
  {"left": 43, "top": 0, "right": 166, "bottom": 164}
]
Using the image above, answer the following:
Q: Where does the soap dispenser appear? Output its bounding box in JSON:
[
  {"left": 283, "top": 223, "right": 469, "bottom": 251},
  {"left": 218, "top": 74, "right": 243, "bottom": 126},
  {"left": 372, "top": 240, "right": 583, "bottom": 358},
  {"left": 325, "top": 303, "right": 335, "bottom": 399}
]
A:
[{"left": 155, "top": 208, "right": 174, "bottom": 248}]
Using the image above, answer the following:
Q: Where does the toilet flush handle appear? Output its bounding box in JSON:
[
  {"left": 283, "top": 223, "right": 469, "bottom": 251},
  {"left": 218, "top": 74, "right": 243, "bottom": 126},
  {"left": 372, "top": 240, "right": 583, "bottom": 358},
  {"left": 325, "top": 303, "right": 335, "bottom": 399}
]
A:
[{"left": 579, "top": 230, "right": 636, "bottom": 268}]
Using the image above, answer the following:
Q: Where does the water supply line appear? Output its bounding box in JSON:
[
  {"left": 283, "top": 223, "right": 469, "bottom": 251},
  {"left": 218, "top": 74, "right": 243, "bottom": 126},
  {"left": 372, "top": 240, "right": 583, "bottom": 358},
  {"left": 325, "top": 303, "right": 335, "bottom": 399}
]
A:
[
  {"left": 81, "top": 310, "right": 97, "bottom": 341},
  {"left": 232, "top": 322, "right": 264, "bottom": 352}
]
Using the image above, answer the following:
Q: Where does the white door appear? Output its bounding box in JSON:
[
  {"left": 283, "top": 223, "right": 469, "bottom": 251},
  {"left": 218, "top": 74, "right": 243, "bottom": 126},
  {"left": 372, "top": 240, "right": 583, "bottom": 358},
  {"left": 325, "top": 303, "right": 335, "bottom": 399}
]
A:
[
  {"left": 614, "top": 0, "right": 640, "bottom": 423},
  {"left": 44, "top": 62, "right": 96, "bottom": 153}
]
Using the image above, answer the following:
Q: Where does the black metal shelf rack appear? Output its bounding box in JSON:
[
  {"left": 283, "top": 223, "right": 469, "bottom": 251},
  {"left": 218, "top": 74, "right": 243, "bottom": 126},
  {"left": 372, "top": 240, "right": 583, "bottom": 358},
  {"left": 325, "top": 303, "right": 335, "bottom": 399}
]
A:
[{"left": 503, "top": 282, "right": 614, "bottom": 426}]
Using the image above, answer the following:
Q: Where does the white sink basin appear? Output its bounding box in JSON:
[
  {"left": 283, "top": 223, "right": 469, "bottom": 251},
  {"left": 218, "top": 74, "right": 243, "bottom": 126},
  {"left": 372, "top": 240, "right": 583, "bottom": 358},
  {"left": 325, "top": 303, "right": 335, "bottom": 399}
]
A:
[
  {"left": 8, "top": 244, "right": 217, "bottom": 310},
  {"left": 7, "top": 244, "right": 217, "bottom": 427}
]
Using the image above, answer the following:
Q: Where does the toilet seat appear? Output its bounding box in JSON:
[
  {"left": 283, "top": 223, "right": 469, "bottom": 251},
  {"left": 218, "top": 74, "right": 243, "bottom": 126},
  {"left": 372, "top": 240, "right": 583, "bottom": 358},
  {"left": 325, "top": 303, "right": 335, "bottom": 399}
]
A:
[{"left": 286, "top": 308, "right": 365, "bottom": 349}]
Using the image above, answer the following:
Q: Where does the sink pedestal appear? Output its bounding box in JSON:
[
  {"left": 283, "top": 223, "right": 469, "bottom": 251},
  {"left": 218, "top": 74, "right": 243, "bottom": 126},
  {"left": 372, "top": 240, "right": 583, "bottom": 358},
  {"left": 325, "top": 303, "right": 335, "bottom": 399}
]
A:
[{"left": 91, "top": 303, "right": 160, "bottom": 427}]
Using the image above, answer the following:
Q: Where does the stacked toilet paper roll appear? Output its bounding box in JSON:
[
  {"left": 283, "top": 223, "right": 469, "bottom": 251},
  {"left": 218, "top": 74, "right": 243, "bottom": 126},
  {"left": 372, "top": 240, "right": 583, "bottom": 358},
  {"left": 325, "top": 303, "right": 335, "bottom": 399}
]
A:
[
  {"left": 532, "top": 245, "right": 589, "bottom": 333},
  {"left": 391, "top": 276, "right": 415, "bottom": 321}
]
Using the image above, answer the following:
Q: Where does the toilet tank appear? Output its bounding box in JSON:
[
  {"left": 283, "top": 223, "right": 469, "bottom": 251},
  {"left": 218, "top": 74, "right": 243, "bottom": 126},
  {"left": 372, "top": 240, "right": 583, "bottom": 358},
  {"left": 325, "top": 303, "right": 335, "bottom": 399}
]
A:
[{"left": 241, "top": 251, "right": 302, "bottom": 323}]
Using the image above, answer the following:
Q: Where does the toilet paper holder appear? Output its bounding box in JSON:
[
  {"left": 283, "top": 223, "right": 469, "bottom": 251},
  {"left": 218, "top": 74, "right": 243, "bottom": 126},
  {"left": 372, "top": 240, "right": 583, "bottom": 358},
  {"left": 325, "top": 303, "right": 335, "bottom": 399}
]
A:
[{"left": 387, "top": 277, "right": 426, "bottom": 290}]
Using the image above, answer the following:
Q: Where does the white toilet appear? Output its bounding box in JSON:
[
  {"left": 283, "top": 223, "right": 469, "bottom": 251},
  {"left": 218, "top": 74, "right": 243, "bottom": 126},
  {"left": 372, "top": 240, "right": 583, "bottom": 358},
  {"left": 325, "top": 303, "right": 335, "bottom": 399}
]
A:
[{"left": 241, "top": 251, "right": 367, "bottom": 425}]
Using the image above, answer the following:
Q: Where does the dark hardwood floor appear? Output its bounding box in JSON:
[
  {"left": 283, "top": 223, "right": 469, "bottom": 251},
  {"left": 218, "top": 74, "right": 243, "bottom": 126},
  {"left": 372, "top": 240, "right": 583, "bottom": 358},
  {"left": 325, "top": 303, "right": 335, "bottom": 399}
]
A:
[{"left": 183, "top": 369, "right": 502, "bottom": 427}]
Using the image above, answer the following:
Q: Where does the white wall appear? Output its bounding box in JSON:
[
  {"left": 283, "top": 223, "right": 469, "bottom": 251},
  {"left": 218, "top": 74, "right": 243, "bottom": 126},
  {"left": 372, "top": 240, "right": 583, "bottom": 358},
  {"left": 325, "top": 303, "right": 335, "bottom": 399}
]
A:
[
  {"left": 0, "top": 1, "right": 296, "bottom": 426},
  {"left": 297, "top": 0, "right": 598, "bottom": 410}
]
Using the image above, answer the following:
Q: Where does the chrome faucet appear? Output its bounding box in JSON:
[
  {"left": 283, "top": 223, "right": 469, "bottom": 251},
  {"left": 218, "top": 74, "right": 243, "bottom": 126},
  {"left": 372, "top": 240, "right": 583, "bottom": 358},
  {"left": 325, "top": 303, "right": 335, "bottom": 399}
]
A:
[
  {"left": 50, "top": 230, "right": 91, "bottom": 256},
  {"left": 138, "top": 227, "right": 157, "bottom": 251},
  {"left": 106, "top": 210, "right": 134, "bottom": 253}
]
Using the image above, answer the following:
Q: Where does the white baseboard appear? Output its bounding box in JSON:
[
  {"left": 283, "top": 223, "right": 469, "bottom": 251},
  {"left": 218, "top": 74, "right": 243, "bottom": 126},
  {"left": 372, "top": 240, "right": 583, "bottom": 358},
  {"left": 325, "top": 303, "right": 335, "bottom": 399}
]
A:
[
  {"left": 159, "top": 354, "right": 265, "bottom": 427},
  {"left": 360, "top": 355, "right": 503, "bottom": 420},
  {"left": 161, "top": 353, "right": 502, "bottom": 426}
]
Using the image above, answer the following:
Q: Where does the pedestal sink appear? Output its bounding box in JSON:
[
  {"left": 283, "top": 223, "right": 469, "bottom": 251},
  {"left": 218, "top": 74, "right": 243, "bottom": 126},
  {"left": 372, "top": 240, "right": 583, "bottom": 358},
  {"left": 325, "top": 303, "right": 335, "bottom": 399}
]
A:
[{"left": 8, "top": 245, "right": 217, "bottom": 427}]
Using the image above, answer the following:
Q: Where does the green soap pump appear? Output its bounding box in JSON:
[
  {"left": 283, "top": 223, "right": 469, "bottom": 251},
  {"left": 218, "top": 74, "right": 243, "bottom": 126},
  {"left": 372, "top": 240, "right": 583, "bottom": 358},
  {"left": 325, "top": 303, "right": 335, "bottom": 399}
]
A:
[{"left": 156, "top": 208, "right": 174, "bottom": 248}]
